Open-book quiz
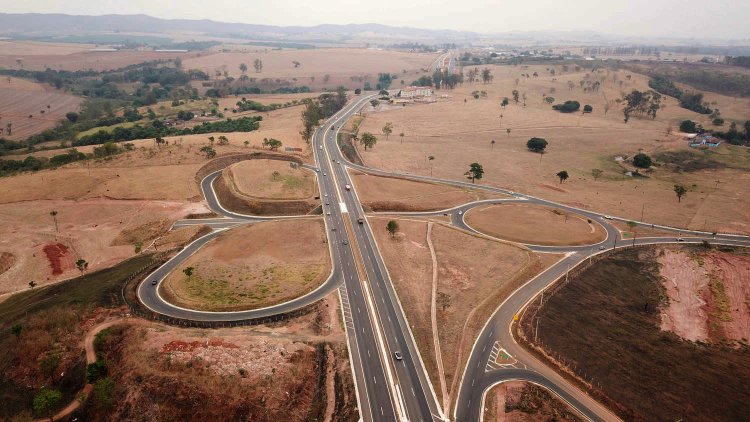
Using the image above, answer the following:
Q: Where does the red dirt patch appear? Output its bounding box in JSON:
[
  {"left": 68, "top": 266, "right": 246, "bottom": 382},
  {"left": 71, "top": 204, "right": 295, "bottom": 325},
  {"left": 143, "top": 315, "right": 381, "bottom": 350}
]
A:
[
  {"left": 161, "top": 339, "right": 240, "bottom": 353},
  {"left": 42, "top": 243, "right": 71, "bottom": 275}
]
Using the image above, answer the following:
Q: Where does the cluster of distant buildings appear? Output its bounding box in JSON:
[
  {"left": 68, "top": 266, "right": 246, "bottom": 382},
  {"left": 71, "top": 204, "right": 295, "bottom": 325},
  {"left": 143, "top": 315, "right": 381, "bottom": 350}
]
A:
[{"left": 686, "top": 133, "right": 721, "bottom": 148}]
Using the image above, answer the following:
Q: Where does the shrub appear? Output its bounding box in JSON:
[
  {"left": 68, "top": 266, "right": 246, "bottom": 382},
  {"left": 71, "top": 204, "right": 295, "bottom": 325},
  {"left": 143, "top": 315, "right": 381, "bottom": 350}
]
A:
[
  {"left": 583, "top": 104, "right": 593, "bottom": 113},
  {"left": 679, "top": 120, "right": 697, "bottom": 133},
  {"left": 633, "top": 153, "right": 652, "bottom": 169},
  {"left": 552, "top": 100, "right": 580, "bottom": 113},
  {"left": 526, "top": 137, "right": 548, "bottom": 152}
]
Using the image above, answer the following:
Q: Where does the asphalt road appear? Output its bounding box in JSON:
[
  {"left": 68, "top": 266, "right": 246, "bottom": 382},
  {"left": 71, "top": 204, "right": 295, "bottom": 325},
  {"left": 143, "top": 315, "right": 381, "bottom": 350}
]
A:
[
  {"left": 135, "top": 89, "right": 750, "bottom": 422},
  {"left": 317, "top": 94, "right": 445, "bottom": 422}
]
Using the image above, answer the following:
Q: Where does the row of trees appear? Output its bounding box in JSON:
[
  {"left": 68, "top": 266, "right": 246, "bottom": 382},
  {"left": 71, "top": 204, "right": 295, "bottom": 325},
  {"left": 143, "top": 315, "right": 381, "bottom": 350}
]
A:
[
  {"left": 300, "top": 88, "right": 348, "bottom": 142},
  {"left": 75, "top": 116, "right": 262, "bottom": 147},
  {"left": 648, "top": 76, "right": 712, "bottom": 114}
]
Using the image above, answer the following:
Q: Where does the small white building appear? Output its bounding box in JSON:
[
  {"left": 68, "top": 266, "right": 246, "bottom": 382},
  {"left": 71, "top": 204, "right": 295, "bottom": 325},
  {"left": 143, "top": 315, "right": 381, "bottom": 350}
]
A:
[{"left": 398, "top": 86, "right": 433, "bottom": 99}]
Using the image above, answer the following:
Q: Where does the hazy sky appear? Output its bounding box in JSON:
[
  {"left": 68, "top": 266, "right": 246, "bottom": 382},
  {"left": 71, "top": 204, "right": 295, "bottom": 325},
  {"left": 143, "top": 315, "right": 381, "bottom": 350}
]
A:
[{"left": 1, "top": 0, "right": 748, "bottom": 39}]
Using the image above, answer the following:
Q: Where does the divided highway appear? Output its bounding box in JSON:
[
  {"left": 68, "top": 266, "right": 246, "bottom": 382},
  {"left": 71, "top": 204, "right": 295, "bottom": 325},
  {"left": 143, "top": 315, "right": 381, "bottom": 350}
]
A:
[{"left": 135, "top": 91, "right": 750, "bottom": 421}]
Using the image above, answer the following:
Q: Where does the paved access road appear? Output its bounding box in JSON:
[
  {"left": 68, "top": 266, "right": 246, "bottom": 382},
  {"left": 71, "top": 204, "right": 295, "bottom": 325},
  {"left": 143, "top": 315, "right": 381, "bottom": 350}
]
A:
[{"left": 136, "top": 89, "right": 750, "bottom": 422}]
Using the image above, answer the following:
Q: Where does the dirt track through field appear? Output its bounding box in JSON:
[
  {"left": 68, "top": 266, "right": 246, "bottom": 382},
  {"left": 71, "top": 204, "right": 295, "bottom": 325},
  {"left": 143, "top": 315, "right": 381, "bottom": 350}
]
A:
[{"left": 426, "top": 222, "right": 449, "bottom": 413}]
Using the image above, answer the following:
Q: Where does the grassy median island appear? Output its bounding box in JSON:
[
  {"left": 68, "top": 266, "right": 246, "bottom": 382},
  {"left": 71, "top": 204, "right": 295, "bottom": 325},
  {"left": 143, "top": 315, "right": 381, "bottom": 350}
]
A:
[
  {"left": 524, "top": 247, "right": 750, "bottom": 421},
  {"left": 465, "top": 203, "right": 607, "bottom": 246},
  {"left": 160, "top": 219, "right": 330, "bottom": 311},
  {"left": 228, "top": 159, "right": 316, "bottom": 200}
]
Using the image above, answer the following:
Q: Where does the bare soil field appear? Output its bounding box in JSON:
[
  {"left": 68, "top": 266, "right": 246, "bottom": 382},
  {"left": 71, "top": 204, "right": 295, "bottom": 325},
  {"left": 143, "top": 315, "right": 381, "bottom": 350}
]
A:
[
  {"left": 228, "top": 159, "right": 315, "bottom": 199},
  {"left": 522, "top": 246, "right": 750, "bottom": 421},
  {"left": 483, "top": 381, "right": 582, "bottom": 422},
  {"left": 465, "top": 203, "right": 607, "bottom": 246},
  {"left": 0, "top": 198, "right": 208, "bottom": 296},
  {"left": 370, "top": 216, "right": 558, "bottom": 411},
  {"left": 349, "top": 170, "right": 501, "bottom": 211},
  {"left": 183, "top": 48, "right": 438, "bottom": 89},
  {"left": 160, "top": 219, "right": 329, "bottom": 311},
  {"left": 658, "top": 247, "right": 750, "bottom": 342},
  {"left": 356, "top": 64, "right": 750, "bottom": 234},
  {"left": 0, "top": 76, "right": 83, "bottom": 140},
  {"left": 0, "top": 41, "right": 195, "bottom": 71},
  {"left": 77, "top": 293, "right": 356, "bottom": 421}
]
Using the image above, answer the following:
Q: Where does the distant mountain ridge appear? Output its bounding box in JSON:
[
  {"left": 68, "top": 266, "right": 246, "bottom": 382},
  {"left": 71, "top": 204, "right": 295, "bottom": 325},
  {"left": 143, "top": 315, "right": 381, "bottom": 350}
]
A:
[{"left": 0, "top": 13, "right": 477, "bottom": 43}]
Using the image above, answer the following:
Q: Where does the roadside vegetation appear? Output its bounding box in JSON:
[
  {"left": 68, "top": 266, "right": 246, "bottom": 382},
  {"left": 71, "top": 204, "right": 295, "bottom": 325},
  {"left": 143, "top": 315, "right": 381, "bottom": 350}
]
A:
[{"left": 0, "top": 254, "right": 158, "bottom": 420}]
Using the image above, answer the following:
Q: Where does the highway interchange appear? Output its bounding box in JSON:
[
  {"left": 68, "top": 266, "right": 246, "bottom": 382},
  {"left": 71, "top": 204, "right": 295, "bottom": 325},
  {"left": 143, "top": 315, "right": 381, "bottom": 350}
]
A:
[{"left": 137, "top": 91, "right": 750, "bottom": 421}]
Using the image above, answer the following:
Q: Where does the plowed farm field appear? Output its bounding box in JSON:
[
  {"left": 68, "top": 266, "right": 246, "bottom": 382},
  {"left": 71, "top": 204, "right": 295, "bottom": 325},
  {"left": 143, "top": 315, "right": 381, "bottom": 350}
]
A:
[{"left": 0, "top": 77, "right": 82, "bottom": 140}]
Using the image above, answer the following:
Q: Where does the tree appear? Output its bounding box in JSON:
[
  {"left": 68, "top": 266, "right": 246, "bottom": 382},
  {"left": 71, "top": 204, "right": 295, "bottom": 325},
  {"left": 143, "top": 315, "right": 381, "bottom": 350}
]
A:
[
  {"left": 65, "top": 112, "right": 79, "bottom": 122},
  {"left": 633, "top": 153, "right": 652, "bottom": 168},
  {"left": 11, "top": 324, "right": 22, "bottom": 340},
  {"left": 382, "top": 122, "right": 393, "bottom": 140},
  {"left": 399, "top": 132, "right": 405, "bottom": 143},
  {"left": 481, "top": 68, "right": 493, "bottom": 84},
  {"left": 217, "top": 135, "right": 229, "bottom": 146},
  {"left": 583, "top": 104, "right": 593, "bottom": 113},
  {"left": 437, "top": 292, "right": 451, "bottom": 312},
  {"left": 622, "top": 90, "right": 662, "bottom": 122},
  {"left": 199, "top": 146, "right": 216, "bottom": 159},
  {"left": 465, "top": 162, "right": 484, "bottom": 183},
  {"left": 33, "top": 387, "right": 62, "bottom": 421},
  {"left": 360, "top": 132, "right": 377, "bottom": 150},
  {"left": 552, "top": 100, "right": 580, "bottom": 113},
  {"left": 28, "top": 280, "right": 36, "bottom": 289},
  {"left": 386, "top": 220, "right": 399, "bottom": 238},
  {"left": 674, "top": 184, "right": 687, "bottom": 202},
  {"left": 243, "top": 140, "right": 250, "bottom": 147},
  {"left": 428, "top": 155, "right": 435, "bottom": 175},
  {"left": 591, "top": 168, "right": 603, "bottom": 180},
  {"left": 604, "top": 103, "right": 610, "bottom": 115},
  {"left": 501, "top": 97, "right": 509, "bottom": 108},
  {"left": 49, "top": 210, "right": 58, "bottom": 232},
  {"left": 183, "top": 266, "right": 194, "bottom": 278},
  {"left": 370, "top": 99, "right": 379, "bottom": 108},
  {"left": 253, "top": 58, "right": 263, "bottom": 73},
  {"left": 506, "top": 128, "right": 512, "bottom": 137},
  {"left": 490, "top": 140, "right": 496, "bottom": 150},
  {"left": 300, "top": 100, "right": 322, "bottom": 142},
  {"left": 6, "top": 122, "right": 11, "bottom": 136},
  {"left": 92, "top": 377, "right": 115, "bottom": 410},
  {"left": 679, "top": 120, "right": 697, "bottom": 133},
  {"left": 76, "top": 259, "right": 88, "bottom": 273},
  {"left": 39, "top": 351, "right": 62, "bottom": 382},
  {"left": 556, "top": 170, "right": 569, "bottom": 184},
  {"left": 627, "top": 220, "right": 638, "bottom": 246},
  {"left": 526, "top": 137, "right": 548, "bottom": 153},
  {"left": 512, "top": 90, "right": 520, "bottom": 103},
  {"left": 208, "top": 136, "right": 215, "bottom": 145},
  {"left": 266, "top": 138, "right": 282, "bottom": 151}
]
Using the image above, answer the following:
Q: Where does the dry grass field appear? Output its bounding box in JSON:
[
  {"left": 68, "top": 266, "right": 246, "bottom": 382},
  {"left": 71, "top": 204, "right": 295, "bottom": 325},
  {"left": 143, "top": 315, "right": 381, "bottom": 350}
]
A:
[
  {"left": 0, "top": 40, "right": 195, "bottom": 71},
  {"left": 14, "top": 101, "right": 312, "bottom": 161},
  {"left": 465, "top": 203, "right": 607, "bottom": 246},
  {"left": 183, "top": 48, "right": 439, "bottom": 90},
  {"left": 356, "top": 64, "right": 750, "bottom": 234},
  {"left": 228, "top": 159, "right": 315, "bottom": 200},
  {"left": 0, "top": 76, "right": 83, "bottom": 140},
  {"left": 349, "top": 170, "right": 502, "bottom": 211},
  {"left": 0, "top": 198, "right": 207, "bottom": 297},
  {"left": 160, "top": 219, "right": 329, "bottom": 311},
  {"left": 370, "top": 216, "right": 558, "bottom": 411}
]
